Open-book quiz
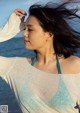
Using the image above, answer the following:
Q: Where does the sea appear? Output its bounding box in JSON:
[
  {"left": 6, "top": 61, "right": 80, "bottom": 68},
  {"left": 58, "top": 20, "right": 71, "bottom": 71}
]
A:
[{"left": 0, "top": 37, "right": 80, "bottom": 113}]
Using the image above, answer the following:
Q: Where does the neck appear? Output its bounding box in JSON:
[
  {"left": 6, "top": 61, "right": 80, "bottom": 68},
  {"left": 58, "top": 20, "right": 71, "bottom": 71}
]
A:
[{"left": 35, "top": 41, "right": 55, "bottom": 65}]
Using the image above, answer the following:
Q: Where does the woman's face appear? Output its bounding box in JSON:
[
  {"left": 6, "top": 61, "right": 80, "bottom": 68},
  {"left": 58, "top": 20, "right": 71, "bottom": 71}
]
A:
[{"left": 23, "top": 15, "right": 49, "bottom": 50}]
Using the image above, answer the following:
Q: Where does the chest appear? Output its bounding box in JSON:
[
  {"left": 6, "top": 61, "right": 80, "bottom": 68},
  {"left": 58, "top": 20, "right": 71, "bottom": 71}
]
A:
[
  {"left": 34, "top": 61, "right": 58, "bottom": 74},
  {"left": 18, "top": 74, "right": 80, "bottom": 108},
  {"left": 8, "top": 58, "right": 80, "bottom": 112}
]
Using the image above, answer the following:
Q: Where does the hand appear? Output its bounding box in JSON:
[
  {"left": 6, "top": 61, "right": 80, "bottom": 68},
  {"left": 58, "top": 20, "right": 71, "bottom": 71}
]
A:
[{"left": 14, "top": 9, "right": 27, "bottom": 22}]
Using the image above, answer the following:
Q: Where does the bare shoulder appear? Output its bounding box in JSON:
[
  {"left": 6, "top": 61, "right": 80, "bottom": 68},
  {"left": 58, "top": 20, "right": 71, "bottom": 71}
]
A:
[
  {"left": 69, "top": 55, "right": 80, "bottom": 63},
  {"left": 65, "top": 55, "right": 80, "bottom": 73}
]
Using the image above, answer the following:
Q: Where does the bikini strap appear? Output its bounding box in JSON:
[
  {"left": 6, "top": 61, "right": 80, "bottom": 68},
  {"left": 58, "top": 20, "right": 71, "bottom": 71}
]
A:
[
  {"left": 56, "top": 54, "right": 62, "bottom": 74},
  {"left": 31, "top": 57, "right": 37, "bottom": 66},
  {"left": 31, "top": 54, "right": 62, "bottom": 74}
]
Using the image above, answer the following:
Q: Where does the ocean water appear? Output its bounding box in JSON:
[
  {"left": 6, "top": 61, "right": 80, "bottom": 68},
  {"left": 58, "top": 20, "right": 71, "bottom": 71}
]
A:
[
  {"left": 0, "top": 37, "right": 80, "bottom": 113},
  {"left": 0, "top": 38, "right": 36, "bottom": 58}
]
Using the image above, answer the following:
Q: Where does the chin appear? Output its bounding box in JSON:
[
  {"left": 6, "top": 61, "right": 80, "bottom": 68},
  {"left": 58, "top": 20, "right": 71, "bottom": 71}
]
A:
[{"left": 24, "top": 45, "right": 34, "bottom": 50}]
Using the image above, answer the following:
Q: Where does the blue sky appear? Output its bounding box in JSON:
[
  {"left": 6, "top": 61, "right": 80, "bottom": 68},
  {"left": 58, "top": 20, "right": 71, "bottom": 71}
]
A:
[
  {"left": 0, "top": 0, "right": 61, "bottom": 37},
  {"left": 0, "top": 0, "right": 80, "bottom": 37},
  {"left": 0, "top": 0, "right": 61, "bottom": 27}
]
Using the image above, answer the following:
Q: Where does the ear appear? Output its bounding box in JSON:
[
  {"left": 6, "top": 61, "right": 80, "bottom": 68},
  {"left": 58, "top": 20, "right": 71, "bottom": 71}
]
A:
[
  {"left": 48, "top": 32, "right": 54, "bottom": 38},
  {"left": 45, "top": 31, "right": 54, "bottom": 41}
]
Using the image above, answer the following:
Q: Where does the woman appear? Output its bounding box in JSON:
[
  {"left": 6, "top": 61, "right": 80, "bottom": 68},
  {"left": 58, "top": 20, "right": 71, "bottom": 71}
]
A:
[{"left": 0, "top": 2, "right": 80, "bottom": 113}]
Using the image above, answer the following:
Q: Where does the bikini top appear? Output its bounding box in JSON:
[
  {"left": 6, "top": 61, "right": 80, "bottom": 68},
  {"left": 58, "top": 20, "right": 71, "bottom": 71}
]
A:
[
  {"left": 31, "top": 54, "right": 62, "bottom": 74},
  {"left": 31, "top": 55, "right": 76, "bottom": 112}
]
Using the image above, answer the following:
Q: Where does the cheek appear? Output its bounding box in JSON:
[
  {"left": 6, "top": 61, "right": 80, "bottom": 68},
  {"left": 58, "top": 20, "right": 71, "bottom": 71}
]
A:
[
  {"left": 28, "top": 29, "right": 46, "bottom": 48},
  {"left": 30, "top": 33, "right": 45, "bottom": 45}
]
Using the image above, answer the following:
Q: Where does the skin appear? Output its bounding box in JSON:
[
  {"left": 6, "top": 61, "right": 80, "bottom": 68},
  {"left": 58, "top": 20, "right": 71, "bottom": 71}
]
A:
[{"left": 15, "top": 9, "right": 80, "bottom": 74}]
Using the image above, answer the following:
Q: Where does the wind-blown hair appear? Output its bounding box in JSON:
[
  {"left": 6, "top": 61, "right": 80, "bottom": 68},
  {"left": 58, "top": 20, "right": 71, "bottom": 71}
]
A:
[{"left": 29, "top": 2, "right": 80, "bottom": 58}]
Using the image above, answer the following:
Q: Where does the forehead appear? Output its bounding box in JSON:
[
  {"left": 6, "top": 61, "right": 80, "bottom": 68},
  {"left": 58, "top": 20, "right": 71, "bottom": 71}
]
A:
[{"left": 25, "top": 16, "right": 40, "bottom": 26}]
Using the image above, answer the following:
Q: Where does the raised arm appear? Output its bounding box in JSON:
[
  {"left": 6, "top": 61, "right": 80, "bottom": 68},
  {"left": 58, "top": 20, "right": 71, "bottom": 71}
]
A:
[{"left": 0, "top": 9, "right": 26, "bottom": 42}]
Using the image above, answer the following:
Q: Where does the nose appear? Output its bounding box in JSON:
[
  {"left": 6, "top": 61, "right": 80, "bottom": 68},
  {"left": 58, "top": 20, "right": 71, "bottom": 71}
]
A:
[{"left": 23, "top": 29, "right": 29, "bottom": 38}]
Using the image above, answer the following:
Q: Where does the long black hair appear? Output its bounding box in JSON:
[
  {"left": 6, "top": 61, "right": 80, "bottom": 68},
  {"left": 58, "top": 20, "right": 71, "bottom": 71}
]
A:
[{"left": 29, "top": 2, "right": 80, "bottom": 58}]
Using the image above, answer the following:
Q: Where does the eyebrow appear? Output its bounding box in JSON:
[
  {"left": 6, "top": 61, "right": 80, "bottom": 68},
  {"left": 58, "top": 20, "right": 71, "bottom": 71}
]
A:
[{"left": 25, "top": 24, "right": 34, "bottom": 27}]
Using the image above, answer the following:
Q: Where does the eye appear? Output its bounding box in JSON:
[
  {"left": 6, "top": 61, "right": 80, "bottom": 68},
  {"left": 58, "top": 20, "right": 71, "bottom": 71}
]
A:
[
  {"left": 24, "top": 28, "right": 26, "bottom": 30},
  {"left": 24, "top": 26, "right": 26, "bottom": 30},
  {"left": 28, "top": 29, "right": 33, "bottom": 31}
]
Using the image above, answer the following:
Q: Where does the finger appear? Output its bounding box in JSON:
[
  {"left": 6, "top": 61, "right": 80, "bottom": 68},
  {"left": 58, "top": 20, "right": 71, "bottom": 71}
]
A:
[
  {"left": 15, "top": 12, "right": 25, "bottom": 16},
  {"left": 17, "top": 10, "right": 27, "bottom": 15},
  {"left": 15, "top": 12, "right": 27, "bottom": 17},
  {"left": 15, "top": 9, "right": 27, "bottom": 15},
  {"left": 17, "top": 9, "right": 26, "bottom": 13}
]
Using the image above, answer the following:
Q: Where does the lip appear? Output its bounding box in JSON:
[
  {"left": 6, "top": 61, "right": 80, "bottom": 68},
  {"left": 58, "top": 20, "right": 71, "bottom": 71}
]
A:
[{"left": 24, "top": 40, "right": 30, "bottom": 42}]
